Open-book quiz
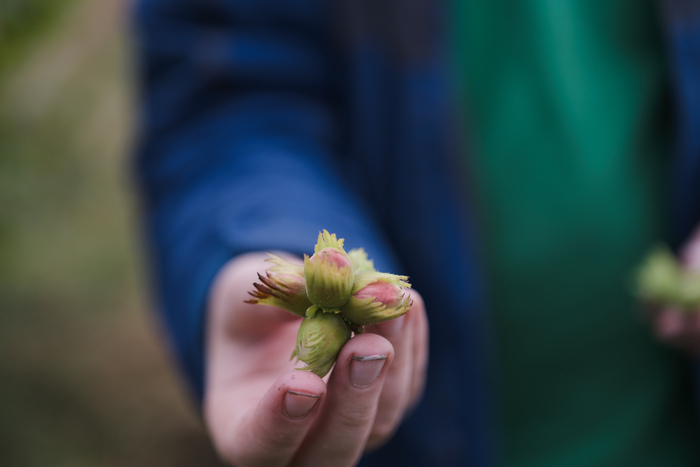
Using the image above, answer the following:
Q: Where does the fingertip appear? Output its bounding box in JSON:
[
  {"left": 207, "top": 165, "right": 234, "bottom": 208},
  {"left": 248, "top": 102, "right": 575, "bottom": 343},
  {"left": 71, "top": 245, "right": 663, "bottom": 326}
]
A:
[
  {"left": 283, "top": 390, "right": 322, "bottom": 419},
  {"left": 366, "top": 289, "right": 426, "bottom": 339},
  {"left": 336, "top": 333, "right": 394, "bottom": 388},
  {"left": 340, "top": 333, "right": 394, "bottom": 363},
  {"left": 405, "top": 288, "right": 426, "bottom": 313},
  {"left": 245, "top": 371, "right": 326, "bottom": 428},
  {"left": 273, "top": 370, "right": 327, "bottom": 418},
  {"left": 367, "top": 314, "right": 406, "bottom": 338},
  {"left": 350, "top": 354, "right": 390, "bottom": 388}
]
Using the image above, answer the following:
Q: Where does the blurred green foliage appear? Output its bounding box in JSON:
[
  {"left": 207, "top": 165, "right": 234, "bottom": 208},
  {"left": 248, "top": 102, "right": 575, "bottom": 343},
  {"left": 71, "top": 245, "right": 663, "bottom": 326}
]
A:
[
  {"left": 0, "top": 0, "right": 128, "bottom": 321},
  {"left": 0, "top": 0, "right": 78, "bottom": 77},
  {"left": 0, "top": 2, "right": 224, "bottom": 465}
]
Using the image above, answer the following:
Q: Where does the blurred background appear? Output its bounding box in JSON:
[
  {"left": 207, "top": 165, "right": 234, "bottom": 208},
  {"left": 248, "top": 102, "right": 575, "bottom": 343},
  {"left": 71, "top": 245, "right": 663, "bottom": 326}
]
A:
[{"left": 0, "top": 1, "right": 224, "bottom": 465}]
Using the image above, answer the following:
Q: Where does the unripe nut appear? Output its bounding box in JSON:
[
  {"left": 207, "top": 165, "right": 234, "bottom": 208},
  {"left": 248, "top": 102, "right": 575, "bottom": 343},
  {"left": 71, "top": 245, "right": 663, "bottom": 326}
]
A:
[
  {"left": 293, "top": 312, "right": 352, "bottom": 377},
  {"left": 340, "top": 271, "right": 412, "bottom": 326},
  {"left": 246, "top": 254, "right": 312, "bottom": 317},
  {"left": 304, "top": 247, "right": 354, "bottom": 309}
]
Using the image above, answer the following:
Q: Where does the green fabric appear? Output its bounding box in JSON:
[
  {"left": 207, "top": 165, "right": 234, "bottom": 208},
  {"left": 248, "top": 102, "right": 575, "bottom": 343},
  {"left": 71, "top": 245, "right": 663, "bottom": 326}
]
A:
[{"left": 453, "top": 1, "right": 700, "bottom": 466}]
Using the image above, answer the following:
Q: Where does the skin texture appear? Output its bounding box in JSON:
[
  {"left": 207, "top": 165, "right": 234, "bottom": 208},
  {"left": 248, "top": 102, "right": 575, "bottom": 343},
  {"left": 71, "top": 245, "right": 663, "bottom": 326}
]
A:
[
  {"left": 204, "top": 252, "right": 428, "bottom": 467},
  {"left": 651, "top": 225, "right": 700, "bottom": 354}
]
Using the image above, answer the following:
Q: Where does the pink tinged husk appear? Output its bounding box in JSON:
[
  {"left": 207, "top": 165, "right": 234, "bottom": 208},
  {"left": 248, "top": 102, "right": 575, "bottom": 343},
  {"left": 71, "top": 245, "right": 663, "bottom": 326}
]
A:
[
  {"left": 292, "top": 312, "right": 352, "bottom": 377},
  {"left": 245, "top": 254, "right": 312, "bottom": 317},
  {"left": 304, "top": 247, "right": 354, "bottom": 309},
  {"left": 340, "top": 271, "right": 412, "bottom": 326}
]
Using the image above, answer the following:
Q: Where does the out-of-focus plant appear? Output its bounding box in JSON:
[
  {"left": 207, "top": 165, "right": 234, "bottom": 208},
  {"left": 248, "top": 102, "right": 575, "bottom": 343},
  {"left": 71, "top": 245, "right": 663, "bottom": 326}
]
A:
[
  {"left": 0, "top": 0, "right": 77, "bottom": 78},
  {"left": 635, "top": 245, "right": 700, "bottom": 311}
]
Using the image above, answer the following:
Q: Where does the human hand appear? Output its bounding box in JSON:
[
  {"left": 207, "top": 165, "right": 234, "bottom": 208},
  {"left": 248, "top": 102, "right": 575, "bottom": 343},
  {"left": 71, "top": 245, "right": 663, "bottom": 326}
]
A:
[
  {"left": 651, "top": 225, "right": 700, "bottom": 354},
  {"left": 203, "top": 252, "right": 428, "bottom": 467}
]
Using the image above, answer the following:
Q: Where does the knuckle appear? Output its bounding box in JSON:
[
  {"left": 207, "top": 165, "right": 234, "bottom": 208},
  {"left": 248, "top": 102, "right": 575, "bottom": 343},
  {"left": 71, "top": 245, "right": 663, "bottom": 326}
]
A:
[{"left": 336, "top": 406, "right": 376, "bottom": 430}]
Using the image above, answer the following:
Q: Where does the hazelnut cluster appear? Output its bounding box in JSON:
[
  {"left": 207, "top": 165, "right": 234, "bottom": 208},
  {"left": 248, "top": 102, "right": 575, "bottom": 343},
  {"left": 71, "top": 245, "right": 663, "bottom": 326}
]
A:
[{"left": 247, "top": 230, "right": 412, "bottom": 377}]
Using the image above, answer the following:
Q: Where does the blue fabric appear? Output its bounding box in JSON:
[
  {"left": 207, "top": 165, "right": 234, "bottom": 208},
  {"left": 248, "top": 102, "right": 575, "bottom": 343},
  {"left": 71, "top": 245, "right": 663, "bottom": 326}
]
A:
[
  {"left": 132, "top": 0, "right": 700, "bottom": 465},
  {"left": 658, "top": 0, "right": 700, "bottom": 424},
  {"left": 659, "top": 0, "right": 700, "bottom": 247}
]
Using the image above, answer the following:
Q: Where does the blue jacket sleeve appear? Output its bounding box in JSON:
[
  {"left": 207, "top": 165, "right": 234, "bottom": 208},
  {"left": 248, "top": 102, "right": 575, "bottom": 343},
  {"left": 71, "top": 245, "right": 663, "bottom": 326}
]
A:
[{"left": 132, "top": 0, "right": 400, "bottom": 401}]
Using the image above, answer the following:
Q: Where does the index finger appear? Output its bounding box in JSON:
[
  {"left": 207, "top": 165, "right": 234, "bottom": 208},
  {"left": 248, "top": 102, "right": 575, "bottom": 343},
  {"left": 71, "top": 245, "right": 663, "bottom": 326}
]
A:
[{"left": 292, "top": 333, "right": 394, "bottom": 467}]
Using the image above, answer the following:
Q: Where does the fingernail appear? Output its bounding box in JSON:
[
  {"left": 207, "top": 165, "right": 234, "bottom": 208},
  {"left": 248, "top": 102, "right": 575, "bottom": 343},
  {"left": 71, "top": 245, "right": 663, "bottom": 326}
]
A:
[
  {"left": 283, "top": 390, "right": 320, "bottom": 419},
  {"left": 350, "top": 355, "right": 387, "bottom": 388}
]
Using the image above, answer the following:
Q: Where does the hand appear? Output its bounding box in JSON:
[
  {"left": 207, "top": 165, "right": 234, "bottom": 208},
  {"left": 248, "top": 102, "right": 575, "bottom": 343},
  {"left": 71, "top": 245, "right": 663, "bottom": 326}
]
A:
[
  {"left": 203, "top": 252, "right": 428, "bottom": 467},
  {"left": 651, "top": 225, "right": 700, "bottom": 354}
]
